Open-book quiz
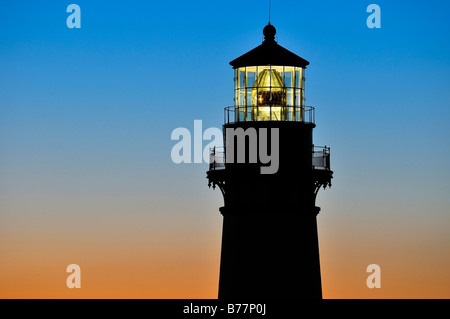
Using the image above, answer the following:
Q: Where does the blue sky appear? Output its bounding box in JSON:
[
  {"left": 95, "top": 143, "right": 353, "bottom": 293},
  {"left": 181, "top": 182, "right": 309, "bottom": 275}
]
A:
[{"left": 2, "top": 0, "right": 448, "bottom": 205}]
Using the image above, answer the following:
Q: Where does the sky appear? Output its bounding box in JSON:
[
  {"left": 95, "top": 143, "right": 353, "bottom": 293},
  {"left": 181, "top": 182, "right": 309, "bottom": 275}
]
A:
[{"left": 0, "top": 0, "right": 449, "bottom": 298}]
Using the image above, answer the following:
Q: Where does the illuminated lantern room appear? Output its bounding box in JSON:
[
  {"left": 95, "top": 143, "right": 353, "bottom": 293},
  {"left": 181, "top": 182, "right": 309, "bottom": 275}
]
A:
[{"left": 229, "top": 23, "right": 311, "bottom": 122}]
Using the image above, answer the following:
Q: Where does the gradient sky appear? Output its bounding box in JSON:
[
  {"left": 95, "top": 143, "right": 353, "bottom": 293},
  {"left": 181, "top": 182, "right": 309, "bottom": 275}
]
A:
[{"left": 1, "top": 0, "right": 449, "bottom": 298}]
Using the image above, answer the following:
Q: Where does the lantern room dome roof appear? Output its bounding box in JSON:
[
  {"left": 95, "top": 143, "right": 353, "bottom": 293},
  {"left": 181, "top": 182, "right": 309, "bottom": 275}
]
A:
[{"left": 229, "top": 23, "right": 310, "bottom": 69}]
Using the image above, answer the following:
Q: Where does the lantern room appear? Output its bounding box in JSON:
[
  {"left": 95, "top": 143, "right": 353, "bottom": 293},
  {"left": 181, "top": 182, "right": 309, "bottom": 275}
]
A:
[{"left": 228, "top": 23, "right": 312, "bottom": 123}]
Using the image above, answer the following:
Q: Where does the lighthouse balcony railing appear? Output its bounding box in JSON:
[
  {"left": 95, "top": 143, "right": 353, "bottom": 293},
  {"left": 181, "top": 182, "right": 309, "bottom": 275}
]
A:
[
  {"left": 209, "top": 145, "right": 331, "bottom": 171},
  {"left": 209, "top": 146, "right": 225, "bottom": 171},
  {"left": 312, "top": 146, "right": 331, "bottom": 171},
  {"left": 224, "top": 105, "right": 315, "bottom": 124}
]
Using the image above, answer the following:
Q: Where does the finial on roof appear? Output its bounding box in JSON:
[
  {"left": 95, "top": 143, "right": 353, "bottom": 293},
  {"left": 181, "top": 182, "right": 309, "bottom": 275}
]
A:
[{"left": 263, "top": 23, "right": 276, "bottom": 43}]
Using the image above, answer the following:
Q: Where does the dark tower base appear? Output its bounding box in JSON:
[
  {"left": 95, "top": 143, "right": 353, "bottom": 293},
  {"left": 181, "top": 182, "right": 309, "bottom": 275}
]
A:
[{"left": 218, "top": 208, "right": 322, "bottom": 299}]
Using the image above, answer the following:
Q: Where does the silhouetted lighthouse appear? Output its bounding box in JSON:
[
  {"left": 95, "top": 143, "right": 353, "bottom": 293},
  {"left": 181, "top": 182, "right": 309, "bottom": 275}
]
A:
[{"left": 207, "top": 23, "right": 332, "bottom": 299}]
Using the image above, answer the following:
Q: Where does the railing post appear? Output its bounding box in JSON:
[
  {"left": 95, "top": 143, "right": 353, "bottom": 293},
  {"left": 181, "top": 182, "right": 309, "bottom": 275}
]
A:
[
  {"left": 210, "top": 146, "right": 213, "bottom": 171},
  {"left": 327, "top": 146, "right": 330, "bottom": 170}
]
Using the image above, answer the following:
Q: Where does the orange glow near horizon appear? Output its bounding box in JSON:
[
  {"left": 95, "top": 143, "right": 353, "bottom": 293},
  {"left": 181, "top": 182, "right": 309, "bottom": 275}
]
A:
[{"left": 1, "top": 209, "right": 449, "bottom": 299}]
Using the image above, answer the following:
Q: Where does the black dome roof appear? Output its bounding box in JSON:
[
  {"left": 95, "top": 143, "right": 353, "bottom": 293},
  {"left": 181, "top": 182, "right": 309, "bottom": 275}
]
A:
[{"left": 229, "top": 24, "right": 310, "bottom": 69}]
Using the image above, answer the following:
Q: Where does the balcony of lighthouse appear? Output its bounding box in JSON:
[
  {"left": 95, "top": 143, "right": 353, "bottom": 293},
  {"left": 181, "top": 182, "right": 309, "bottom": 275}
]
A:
[
  {"left": 224, "top": 105, "right": 315, "bottom": 124},
  {"left": 207, "top": 145, "right": 331, "bottom": 172}
]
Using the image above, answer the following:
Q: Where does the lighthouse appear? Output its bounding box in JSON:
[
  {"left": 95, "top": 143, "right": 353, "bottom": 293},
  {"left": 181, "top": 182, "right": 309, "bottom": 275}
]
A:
[{"left": 207, "top": 23, "right": 333, "bottom": 299}]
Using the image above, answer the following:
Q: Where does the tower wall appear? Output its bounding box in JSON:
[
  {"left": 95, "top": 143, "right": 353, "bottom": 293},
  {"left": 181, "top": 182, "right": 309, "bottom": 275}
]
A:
[{"left": 217, "top": 121, "right": 322, "bottom": 299}]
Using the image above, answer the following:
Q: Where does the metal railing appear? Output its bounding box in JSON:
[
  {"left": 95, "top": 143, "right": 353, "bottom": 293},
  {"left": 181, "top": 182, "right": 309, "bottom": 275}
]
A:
[
  {"left": 224, "top": 105, "right": 315, "bottom": 125},
  {"left": 209, "top": 146, "right": 225, "bottom": 171},
  {"left": 208, "top": 145, "right": 331, "bottom": 171},
  {"left": 312, "top": 146, "right": 331, "bottom": 170}
]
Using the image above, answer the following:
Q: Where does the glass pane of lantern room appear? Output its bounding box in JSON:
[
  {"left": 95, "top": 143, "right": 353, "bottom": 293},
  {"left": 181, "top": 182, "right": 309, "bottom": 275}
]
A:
[
  {"left": 272, "top": 66, "right": 285, "bottom": 121},
  {"left": 239, "top": 68, "right": 245, "bottom": 89},
  {"left": 246, "top": 66, "right": 256, "bottom": 113},
  {"left": 246, "top": 67, "right": 256, "bottom": 88},
  {"left": 284, "top": 67, "right": 293, "bottom": 88},
  {"left": 254, "top": 67, "right": 270, "bottom": 121},
  {"left": 285, "top": 66, "right": 293, "bottom": 107},
  {"left": 235, "top": 67, "right": 244, "bottom": 105},
  {"left": 296, "top": 67, "right": 305, "bottom": 90},
  {"left": 251, "top": 66, "right": 259, "bottom": 107},
  {"left": 286, "top": 89, "right": 293, "bottom": 120},
  {"left": 295, "top": 89, "right": 300, "bottom": 106},
  {"left": 301, "top": 68, "right": 306, "bottom": 107},
  {"left": 239, "top": 89, "right": 245, "bottom": 107},
  {"left": 234, "top": 69, "right": 239, "bottom": 108},
  {"left": 300, "top": 67, "right": 305, "bottom": 87},
  {"left": 284, "top": 67, "right": 294, "bottom": 120}
]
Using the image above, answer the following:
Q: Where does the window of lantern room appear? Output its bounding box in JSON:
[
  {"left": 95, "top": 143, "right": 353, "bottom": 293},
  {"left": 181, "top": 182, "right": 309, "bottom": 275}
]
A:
[{"left": 234, "top": 66, "right": 305, "bottom": 122}]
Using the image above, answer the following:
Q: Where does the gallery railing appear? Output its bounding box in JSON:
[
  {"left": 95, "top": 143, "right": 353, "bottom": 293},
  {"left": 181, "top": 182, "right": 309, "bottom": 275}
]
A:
[
  {"left": 312, "top": 146, "right": 331, "bottom": 170},
  {"left": 209, "top": 145, "right": 331, "bottom": 171},
  {"left": 224, "top": 105, "right": 315, "bottom": 124}
]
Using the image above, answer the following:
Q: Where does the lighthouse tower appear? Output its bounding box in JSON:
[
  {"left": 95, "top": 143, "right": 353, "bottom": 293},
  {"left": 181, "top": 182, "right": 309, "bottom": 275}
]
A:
[{"left": 207, "top": 23, "right": 333, "bottom": 300}]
